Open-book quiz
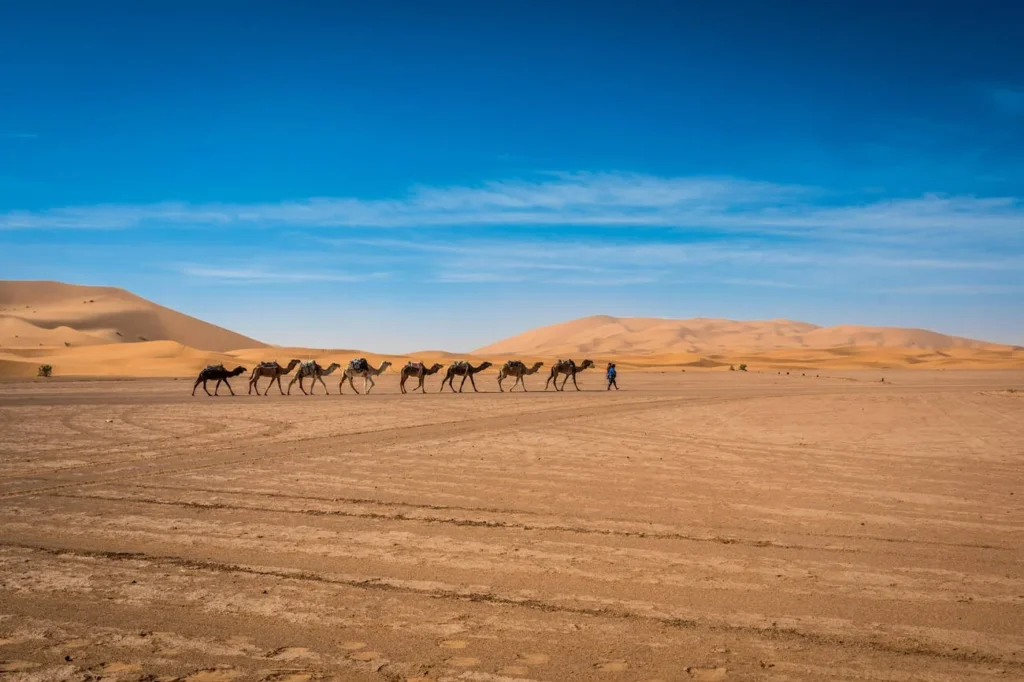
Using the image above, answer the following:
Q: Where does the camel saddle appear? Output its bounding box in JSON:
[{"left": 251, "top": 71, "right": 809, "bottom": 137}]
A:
[
  {"left": 300, "top": 360, "right": 319, "bottom": 372},
  {"left": 204, "top": 364, "right": 225, "bottom": 373},
  {"left": 258, "top": 361, "right": 280, "bottom": 368},
  {"left": 349, "top": 358, "right": 369, "bottom": 372},
  {"left": 407, "top": 361, "right": 424, "bottom": 371}
]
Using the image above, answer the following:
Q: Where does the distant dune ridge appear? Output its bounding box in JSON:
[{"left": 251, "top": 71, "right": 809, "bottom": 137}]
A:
[
  {"left": 0, "top": 281, "right": 1020, "bottom": 377},
  {"left": 472, "top": 315, "right": 1000, "bottom": 356},
  {"left": 0, "top": 280, "right": 265, "bottom": 352}
]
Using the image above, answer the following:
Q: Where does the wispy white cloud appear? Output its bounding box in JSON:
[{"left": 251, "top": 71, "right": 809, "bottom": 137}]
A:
[
  {"left": 179, "top": 265, "right": 390, "bottom": 284},
  {"left": 3, "top": 172, "right": 1022, "bottom": 248},
  {"left": 878, "top": 284, "right": 1024, "bottom": 295}
]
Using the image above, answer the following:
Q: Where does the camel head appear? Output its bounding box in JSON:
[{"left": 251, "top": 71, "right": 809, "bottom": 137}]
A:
[
  {"left": 230, "top": 366, "right": 247, "bottom": 377},
  {"left": 477, "top": 361, "right": 493, "bottom": 372},
  {"left": 379, "top": 361, "right": 393, "bottom": 372},
  {"left": 429, "top": 363, "right": 444, "bottom": 373},
  {"left": 579, "top": 359, "right": 596, "bottom": 370},
  {"left": 530, "top": 361, "right": 545, "bottom": 371},
  {"left": 322, "top": 362, "right": 341, "bottom": 374},
  {"left": 286, "top": 358, "right": 301, "bottom": 370}
]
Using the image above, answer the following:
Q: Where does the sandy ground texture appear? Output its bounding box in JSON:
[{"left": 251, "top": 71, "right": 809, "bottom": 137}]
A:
[{"left": 1, "top": 370, "right": 1022, "bottom": 681}]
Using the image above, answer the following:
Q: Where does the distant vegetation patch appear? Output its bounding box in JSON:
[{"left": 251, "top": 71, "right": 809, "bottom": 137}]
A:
[{"left": 37, "top": 364, "right": 53, "bottom": 377}]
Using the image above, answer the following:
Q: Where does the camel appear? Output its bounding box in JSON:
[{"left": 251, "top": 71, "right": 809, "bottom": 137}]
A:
[
  {"left": 497, "top": 360, "right": 545, "bottom": 392},
  {"left": 288, "top": 361, "right": 341, "bottom": 395},
  {"left": 191, "top": 364, "right": 247, "bottom": 396},
  {"left": 400, "top": 361, "right": 444, "bottom": 394},
  {"left": 248, "top": 359, "right": 301, "bottom": 395},
  {"left": 440, "top": 360, "right": 493, "bottom": 393},
  {"left": 339, "top": 359, "right": 392, "bottom": 394},
  {"left": 544, "top": 359, "right": 596, "bottom": 392}
]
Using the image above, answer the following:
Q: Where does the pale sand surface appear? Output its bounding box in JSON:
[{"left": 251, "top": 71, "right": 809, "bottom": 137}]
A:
[{"left": 1, "top": 370, "right": 1022, "bottom": 681}]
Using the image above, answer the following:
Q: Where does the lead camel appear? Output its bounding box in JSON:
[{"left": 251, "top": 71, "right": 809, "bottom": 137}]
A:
[{"left": 544, "top": 359, "right": 595, "bottom": 391}]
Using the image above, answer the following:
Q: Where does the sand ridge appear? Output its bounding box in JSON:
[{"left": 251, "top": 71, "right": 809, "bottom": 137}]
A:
[
  {"left": 0, "top": 280, "right": 265, "bottom": 352},
  {"left": 1, "top": 281, "right": 1021, "bottom": 378},
  {"left": 474, "top": 314, "right": 1009, "bottom": 355}
]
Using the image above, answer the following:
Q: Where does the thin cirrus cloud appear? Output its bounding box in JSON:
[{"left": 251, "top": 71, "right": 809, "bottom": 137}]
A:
[
  {"left": 2, "top": 171, "right": 1022, "bottom": 247},
  {"left": 178, "top": 265, "right": 389, "bottom": 284}
]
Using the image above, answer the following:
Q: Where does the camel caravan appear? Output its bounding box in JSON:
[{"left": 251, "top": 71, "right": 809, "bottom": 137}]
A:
[{"left": 192, "top": 356, "right": 602, "bottom": 396}]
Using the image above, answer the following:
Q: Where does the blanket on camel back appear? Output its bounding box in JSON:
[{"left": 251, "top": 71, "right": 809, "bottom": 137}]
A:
[{"left": 349, "top": 358, "right": 369, "bottom": 372}]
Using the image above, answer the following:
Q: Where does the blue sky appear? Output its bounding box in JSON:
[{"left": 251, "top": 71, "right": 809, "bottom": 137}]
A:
[{"left": 2, "top": 1, "right": 1022, "bottom": 351}]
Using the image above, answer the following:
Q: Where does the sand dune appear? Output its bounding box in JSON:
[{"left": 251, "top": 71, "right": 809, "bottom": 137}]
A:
[
  {"left": 475, "top": 314, "right": 1004, "bottom": 356},
  {"left": 0, "top": 280, "right": 265, "bottom": 352},
  {"left": 1, "top": 281, "right": 1020, "bottom": 377}
]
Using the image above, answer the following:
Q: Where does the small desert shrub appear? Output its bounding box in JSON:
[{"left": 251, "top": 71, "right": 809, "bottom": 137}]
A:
[
  {"left": 137, "top": 335, "right": 149, "bottom": 342},
  {"left": 729, "top": 364, "right": 735, "bottom": 371},
  {"left": 64, "top": 341, "right": 71, "bottom": 347},
  {"left": 738, "top": 364, "right": 748, "bottom": 371},
  {"left": 37, "top": 364, "right": 53, "bottom": 378}
]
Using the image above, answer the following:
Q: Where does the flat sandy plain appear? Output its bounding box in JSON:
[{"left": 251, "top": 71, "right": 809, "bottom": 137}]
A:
[{"left": 1, "top": 370, "right": 1022, "bottom": 682}]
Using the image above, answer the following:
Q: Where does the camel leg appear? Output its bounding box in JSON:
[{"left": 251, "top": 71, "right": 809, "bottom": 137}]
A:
[
  {"left": 400, "top": 375, "right": 407, "bottom": 394},
  {"left": 572, "top": 372, "right": 581, "bottom": 391},
  {"left": 469, "top": 373, "right": 479, "bottom": 392},
  {"left": 224, "top": 378, "right": 236, "bottom": 396},
  {"left": 192, "top": 377, "right": 203, "bottom": 396},
  {"left": 348, "top": 375, "right": 360, "bottom": 395},
  {"left": 213, "top": 379, "right": 222, "bottom": 396},
  {"left": 366, "top": 375, "right": 376, "bottom": 394},
  {"left": 316, "top": 375, "right": 329, "bottom": 394},
  {"left": 545, "top": 372, "right": 554, "bottom": 391},
  {"left": 497, "top": 374, "right": 504, "bottom": 392},
  {"left": 248, "top": 375, "right": 255, "bottom": 394},
  {"left": 458, "top": 374, "right": 467, "bottom": 393},
  {"left": 419, "top": 376, "right": 426, "bottom": 393},
  {"left": 286, "top": 374, "right": 300, "bottom": 395},
  {"left": 560, "top": 374, "right": 569, "bottom": 391}
]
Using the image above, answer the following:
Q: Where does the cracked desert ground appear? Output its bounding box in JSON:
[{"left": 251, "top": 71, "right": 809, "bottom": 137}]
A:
[{"left": 1, "top": 370, "right": 1022, "bottom": 682}]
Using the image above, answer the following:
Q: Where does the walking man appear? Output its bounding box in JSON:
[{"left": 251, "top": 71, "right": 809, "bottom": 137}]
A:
[{"left": 606, "top": 362, "right": 618, "bottom": 390}]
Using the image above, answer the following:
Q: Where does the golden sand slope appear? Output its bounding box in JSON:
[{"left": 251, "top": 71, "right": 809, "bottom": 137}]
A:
[
  {"left": 1, "top": 282, "right": 1020, "bottom": 377},
  {"left": 474, "top": 314, "right": 1003, "bottom": 356},
  {"left": 0, "top": 280, "right": 264, "bottom": 351}
]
